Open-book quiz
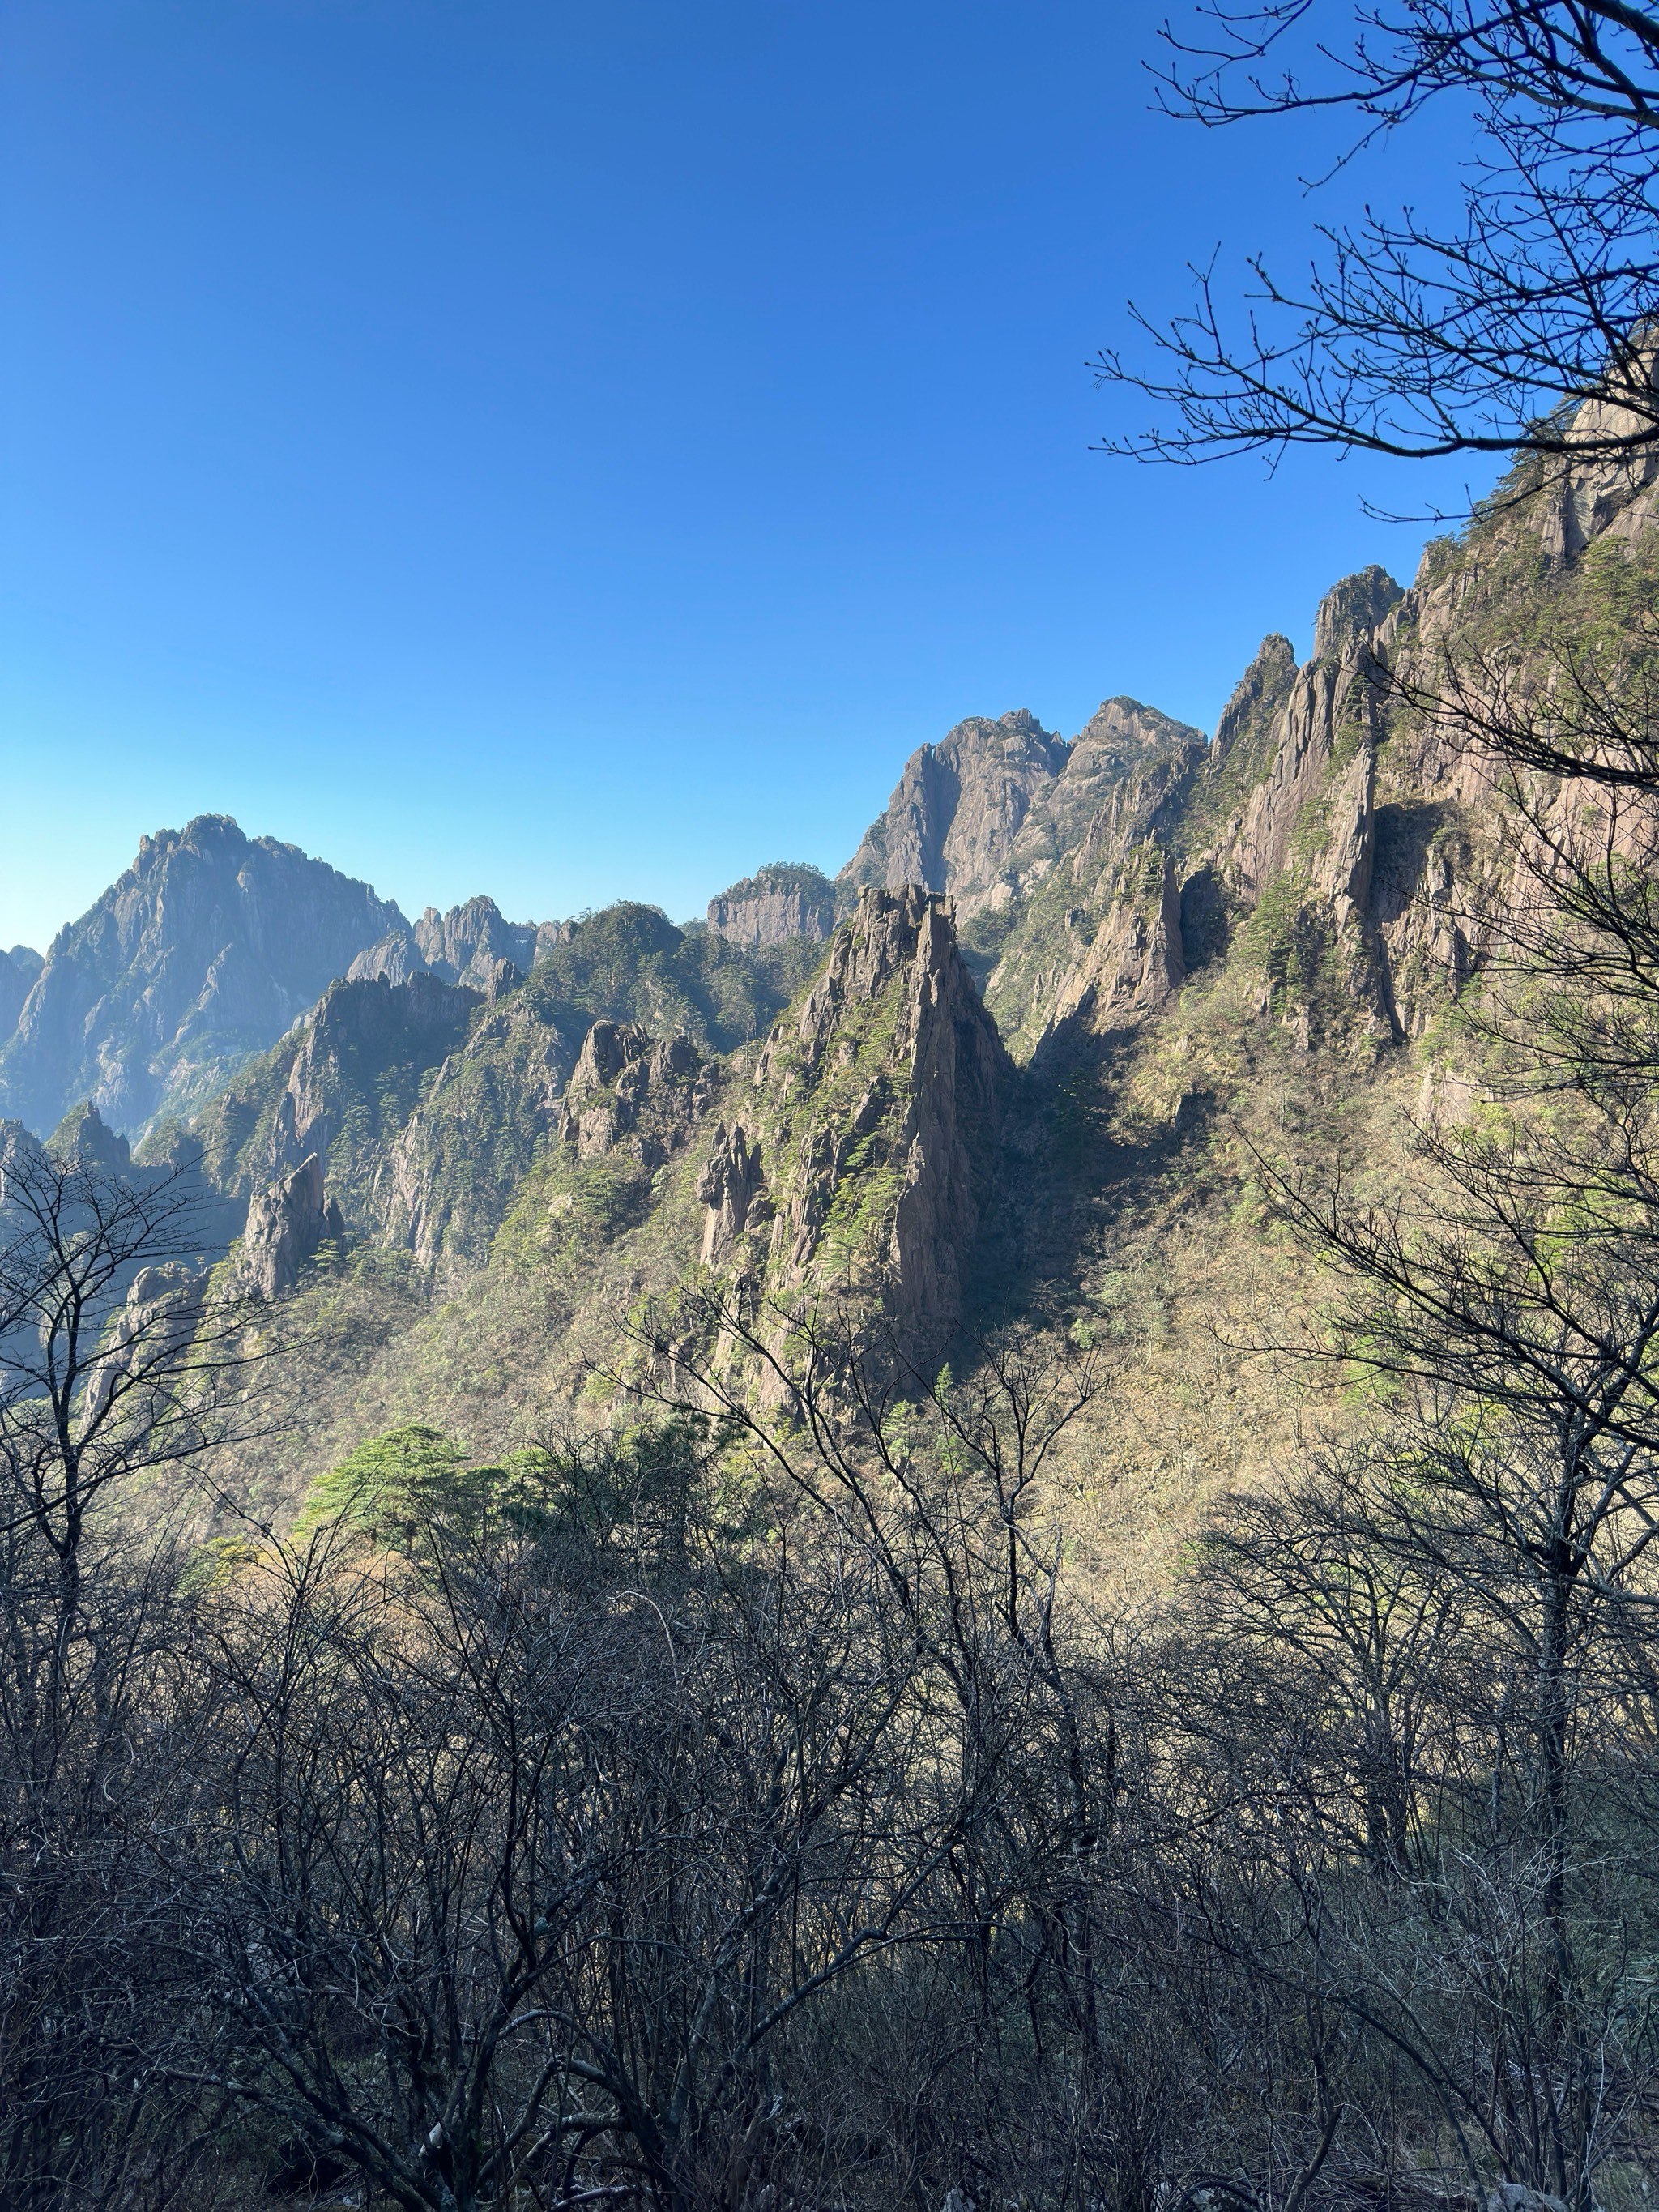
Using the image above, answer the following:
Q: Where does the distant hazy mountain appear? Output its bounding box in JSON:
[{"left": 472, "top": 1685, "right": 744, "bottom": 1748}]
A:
[
  {"left": 346, "top": 895, "right": 572, "bottom": 992},
  {"left": 0, "top": 816, "right": 404, "bottom": 1138},
  {"left": 0, "top": 946, "right": 42, "bottom": 1036}
]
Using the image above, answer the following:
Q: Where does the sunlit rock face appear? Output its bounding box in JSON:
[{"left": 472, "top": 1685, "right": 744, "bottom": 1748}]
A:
[{"left": 706, "top": 865, "right": 838, "bottom": 948}]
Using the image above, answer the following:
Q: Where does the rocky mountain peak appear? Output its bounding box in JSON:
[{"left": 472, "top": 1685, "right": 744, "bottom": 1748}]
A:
[
  {"left": 348, "top": 895, "right": 550, "bottom": 991},
  {"left": 0, "top": 818, "right": 405, "bottom": 1139},
  {"left": 837, "top": 710, "right": 1069, "bottom": 917},
  {"left": 47, "top": 1101, "right": 131, "bottom": 1173},
  {"left": 1072, "top": 696, "right": 1193, "bottom": 764},
  {"left": 1211, "top": 636, "right": 1298, "bottom": 767},
  {"left": 706, "top": 864, "right": 838, "bottom": 947},
  {"left": 413, "top": 897, "right": 539, "bottom": 984},
  {"left": 1313, "top": 566, "right": 1404, "bottom": 662}
]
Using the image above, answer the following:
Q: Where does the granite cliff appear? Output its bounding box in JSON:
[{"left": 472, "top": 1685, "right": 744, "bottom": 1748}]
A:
[{"left": 706, "top": 865, "right": 838, "bottom": 948}]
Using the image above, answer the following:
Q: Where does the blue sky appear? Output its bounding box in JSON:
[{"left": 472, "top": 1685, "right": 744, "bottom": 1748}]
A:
[{"left": 1, "top": 0, "right": 1487, "bottom": 951}]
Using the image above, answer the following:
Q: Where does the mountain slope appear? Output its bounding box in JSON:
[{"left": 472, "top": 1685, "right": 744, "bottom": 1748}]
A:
[
  {"left": 377, "top": 903, "right": 828, "bottom": 1275},
  {"left": 179, "top": 968, "right": 485, "bottom": 1229},
  {"left": 0, "top": 817, "right": 404, "bottom": 1138}
]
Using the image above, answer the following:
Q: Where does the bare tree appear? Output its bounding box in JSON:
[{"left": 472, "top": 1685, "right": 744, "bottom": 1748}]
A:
[
  {"left": 147, "top": 1318, "right": 1130, "bottom": 2212},
  {"left": 1102, "top": 1, "right": 1659, "bottom": 491},
  {"left": 0, "top": 1129, "right": 268, "bottom": 2210}
]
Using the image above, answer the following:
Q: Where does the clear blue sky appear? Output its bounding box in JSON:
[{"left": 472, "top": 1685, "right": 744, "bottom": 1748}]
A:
[{"left": 1, "top": 0, "right": 1486, "bottom": 952}]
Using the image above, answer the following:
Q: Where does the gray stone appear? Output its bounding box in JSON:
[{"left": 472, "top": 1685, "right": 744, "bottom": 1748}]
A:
[
  {"left": 237, "top": 1153, "right": 347, "bottom": 1300},
  {"left": 707, "top": 865, "right": 838, "bottom": 947}
]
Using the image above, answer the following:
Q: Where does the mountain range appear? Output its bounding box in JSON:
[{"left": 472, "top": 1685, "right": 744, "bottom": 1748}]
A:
[{"left": 13, "top": 422, "right": 1656, "bottom": 1529}]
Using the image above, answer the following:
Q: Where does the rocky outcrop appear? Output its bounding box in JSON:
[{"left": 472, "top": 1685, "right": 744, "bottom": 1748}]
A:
[
  {"left": 838, "top": 711, "right": 1070, "bottom": 916},
  {"left": 1041, "top": 853, "right": 1188, "bottom": 1040},
  {"left": 837, "top": 698, "right": 1206, "bottom": 1007},
  {"left": 85, "top": 1262, "right": 210, "bottom": 1421},
  {"left": 1209, "top": 637, "right": 1299, "bottom": 771},
  {"left": 1002, "top": 700, "right": 1205, "bottom": 897},
  {"left": 983, "top": 724, "right": 1205, "bottom": 1060},
  {"left": 237, "top": 1154, "right": 346, "bottom": 1300},
  {"left": 1315, "top": 741, "right": 1377, "bottom": 931},
  {"left": 1312, "top": 564, "right": 1404, "bottom": 661},
  {"left": 1204, "top": 574, "right": 1398, "bottom": 907},
  {"left": 0, "top": 818, "right": 405, "bottom": 1139},
  {"left": 700, "top": 887, "right": 1012, "bottom": 1348},
  {"left": 556, "top": 1022, "right": 707, "bottom": 1168},
  {"left": 707, "top": 865, "right": 838, "bottom": 947},
  {"left": 696, "top": 1122, "right": 766, "bottom": 1264}
]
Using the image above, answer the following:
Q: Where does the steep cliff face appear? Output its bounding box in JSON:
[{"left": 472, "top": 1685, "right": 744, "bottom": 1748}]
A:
[
  {"left": 706, "top": 865, "right": 838, "bottom": 948},
  {"left": 689, "top": 886, "right": 1012, "bottom": 1350},
  {"left": 834, "top": 698, "right": 1209, "bottom": 1060},
  {"left": 1099, "top": 448, "right": 1659, "bottom": 1058},
  {"left": 0, "top": 818, "right": 404, "bottom": 1139},
  {"left": 0, "top": 947, "right": 41, "bottom": 1039},
  {"left": 184, "top": 970, "right": 483, "bottom": 1228},
  {"left": 838, "top": 711, "right": 1071, "bottom": 916}
]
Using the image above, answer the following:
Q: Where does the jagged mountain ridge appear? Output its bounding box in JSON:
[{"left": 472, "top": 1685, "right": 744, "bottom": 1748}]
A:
[
  {"left": 180, "top": 901, "right": 827, "bottom": 1279},
  {"left": 32, "top": 417, "right": 1659, "bottom": 1493},
  {"left": 347, "top": 895, "right": 575, "bottom": 991}
]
